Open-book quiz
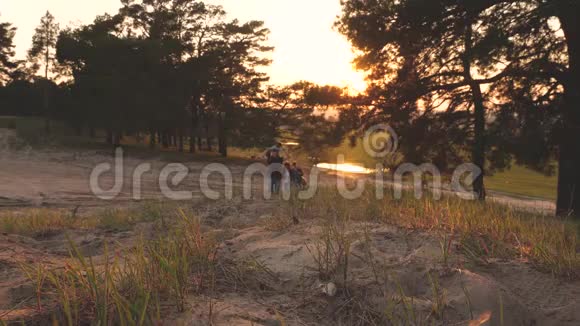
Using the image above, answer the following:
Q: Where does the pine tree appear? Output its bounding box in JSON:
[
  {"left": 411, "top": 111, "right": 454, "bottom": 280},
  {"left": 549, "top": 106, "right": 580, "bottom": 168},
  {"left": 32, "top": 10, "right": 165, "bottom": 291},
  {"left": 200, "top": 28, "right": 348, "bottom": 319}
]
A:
[
  {"left": 338, "top": 0, "right": 578, "bottom": 216},
  {"left": 28, "top": 11, "right": 60, "bottom": 134},
  {"left": 0, "top": 22, "right": 17, "bottom": 85}
]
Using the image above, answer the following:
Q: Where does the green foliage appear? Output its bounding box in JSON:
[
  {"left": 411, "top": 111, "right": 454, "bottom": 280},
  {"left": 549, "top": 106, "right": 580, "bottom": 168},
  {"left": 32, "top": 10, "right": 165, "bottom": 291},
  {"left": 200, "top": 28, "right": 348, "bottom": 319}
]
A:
[
  {"left": 228, "top": 107, "right": 279, "bottom": 148},
  {"left": 52, "top": 1, "right": 274, "bottom": 154},
  {"left": 0, "top": 78, "right": 68, "bottom": 130},
  {"left": 0, "top": 21, "right": 17, "bottom": 85},
  {"left": 304, "top": 85, "right": 345, "bottom": 108},
  {"left": 336, "top": 0, "right": 573, "bottom": 207}
]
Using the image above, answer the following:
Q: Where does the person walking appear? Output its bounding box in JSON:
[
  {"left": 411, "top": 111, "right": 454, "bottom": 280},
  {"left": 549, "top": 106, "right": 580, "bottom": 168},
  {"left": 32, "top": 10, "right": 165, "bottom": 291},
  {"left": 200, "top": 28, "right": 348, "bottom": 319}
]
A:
[
  {"left": 268, "top": 150, "right": 284, "bottom": 194},
  {"left": 264, "top": 142, "right": 285, "bottom": 163},
  {"left": 291, "top": 162, "right": 306, "bottom": 188}
]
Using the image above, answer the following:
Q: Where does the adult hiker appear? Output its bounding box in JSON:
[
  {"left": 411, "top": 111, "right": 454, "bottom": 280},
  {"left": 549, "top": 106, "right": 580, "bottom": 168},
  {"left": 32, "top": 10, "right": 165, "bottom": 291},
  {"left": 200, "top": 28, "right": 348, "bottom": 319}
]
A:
[
  {"left": 268, "top": 149, "right": 284, "bottom": 194},
  {"left": 264, "top": 142, "right": 285, "bottom": 163},
  {"left": 291, "top": 162, "right": 306, "bottom": 188}
]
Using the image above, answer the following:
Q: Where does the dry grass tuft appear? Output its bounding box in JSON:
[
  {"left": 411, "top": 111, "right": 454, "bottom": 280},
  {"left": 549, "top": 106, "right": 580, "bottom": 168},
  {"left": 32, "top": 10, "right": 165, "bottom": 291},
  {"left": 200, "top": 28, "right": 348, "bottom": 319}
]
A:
[
  {"left": 290, "top": 186, "right": 579, "bottom": 277},
  {"left": 15, "top": 209, "right": 216, "bottom": 325},
  {"left": 0, "top": 201, "right": 174, "bottom": 237}
]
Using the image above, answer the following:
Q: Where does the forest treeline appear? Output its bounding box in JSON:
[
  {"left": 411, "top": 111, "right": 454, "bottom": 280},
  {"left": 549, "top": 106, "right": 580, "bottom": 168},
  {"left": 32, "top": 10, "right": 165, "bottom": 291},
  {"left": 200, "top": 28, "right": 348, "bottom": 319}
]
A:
[
  {"left": 0, "top": 0, "right": 579, "bottom": 218},
  {"left": 0, "top": 2, "right": 357, "bottom": 155}
]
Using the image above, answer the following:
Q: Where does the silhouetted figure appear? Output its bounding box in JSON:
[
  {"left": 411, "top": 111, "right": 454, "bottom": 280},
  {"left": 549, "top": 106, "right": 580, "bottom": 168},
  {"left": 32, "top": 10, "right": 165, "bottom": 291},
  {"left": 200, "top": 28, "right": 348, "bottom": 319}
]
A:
[
  {"left": 291, "top": 162, "right": 306, "bottom": 188},
  {"left": 268, "top": 150, "right": 284, "bottom": 194},
  {"left": 265, "top": 142, "right": 284, "bottom": 162}
]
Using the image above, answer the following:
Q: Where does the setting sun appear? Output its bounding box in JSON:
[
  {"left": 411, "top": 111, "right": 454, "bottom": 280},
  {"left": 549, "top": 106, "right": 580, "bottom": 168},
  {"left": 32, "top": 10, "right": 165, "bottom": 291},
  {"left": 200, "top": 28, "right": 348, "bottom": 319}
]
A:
[{"left": 211, "top": 0, "right": 368, "bottom": 92}]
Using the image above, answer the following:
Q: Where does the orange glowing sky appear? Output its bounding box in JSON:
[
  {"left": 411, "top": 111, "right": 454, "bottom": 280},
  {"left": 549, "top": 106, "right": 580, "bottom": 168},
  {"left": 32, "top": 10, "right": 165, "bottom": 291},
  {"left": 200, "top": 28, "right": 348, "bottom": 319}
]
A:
[{"left": 1, "top": 0, "right": 367, "bottom": 92}]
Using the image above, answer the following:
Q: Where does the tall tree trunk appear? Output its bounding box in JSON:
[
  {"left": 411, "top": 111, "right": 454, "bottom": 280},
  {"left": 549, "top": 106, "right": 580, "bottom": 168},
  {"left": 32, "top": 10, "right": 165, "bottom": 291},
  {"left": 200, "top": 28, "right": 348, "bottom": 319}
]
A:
[
  {"left": 162, "top": 131, "right": 169, "bottom": 149},
  {"left": 178, "top": 129, "right": 184, "bottom": 153},
  {"left": 44, "top": 28, "right": 51, "bottom": 135},
  {"left": 463, "top": 20, "right": 486, "bottom": 200},
  {"left": 190, "top": 111, "right": 197, "bottom": 153},
  {"left": 43, "top": 84, "right": 50, "bottom": 134},
  {"left": 206, "top": 137, "right": 212, "bottom": 152},
  {"left": 218, "top": 138, "right": 227, "bottom": 157},
  {"left": 218, "top": 114, "right": 227, "bottom": 157},
  {"left": 106, "top": 129, "right": 113, "bottom": 145},
  {"left": 470, "top": 84, "right": 487, "bottom": 200},
  {"left": 113, "top": 131, "right": 121, "bottom": 149},
  {"left": 556, "top": 6, "right": 580, "bottom": 218},
  {"left": 74, "top": 124, "right": 82, "bottom": 136},
  {"left": 190, "top": 95, "right": 200, "bottom": 153},
  {"left": 190, "top": 135, "right": 196, "bottom": 153},
  {"left": 149, "top": 129, "right": 156, "bottom": 149},
  {"left": 205, "top": 120, "right": 212, "bottom": 151}
]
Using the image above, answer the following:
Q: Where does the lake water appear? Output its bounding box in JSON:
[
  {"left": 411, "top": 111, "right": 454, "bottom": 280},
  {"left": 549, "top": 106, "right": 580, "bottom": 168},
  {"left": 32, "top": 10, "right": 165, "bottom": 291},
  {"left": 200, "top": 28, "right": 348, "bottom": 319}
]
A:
[{"left": 315, "top": 162, "right": 374, "bottom": 174}]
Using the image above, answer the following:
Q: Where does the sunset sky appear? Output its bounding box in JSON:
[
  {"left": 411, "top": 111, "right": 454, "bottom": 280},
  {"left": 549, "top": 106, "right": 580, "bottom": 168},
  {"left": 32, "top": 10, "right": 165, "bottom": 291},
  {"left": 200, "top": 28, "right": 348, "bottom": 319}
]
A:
[{"left": 1, "top": 0, "right": 367, "bottom": 91}]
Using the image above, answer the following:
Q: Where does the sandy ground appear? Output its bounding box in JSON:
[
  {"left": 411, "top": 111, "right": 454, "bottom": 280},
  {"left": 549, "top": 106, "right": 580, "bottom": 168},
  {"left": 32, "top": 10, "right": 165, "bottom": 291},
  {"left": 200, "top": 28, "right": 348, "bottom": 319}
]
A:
[
  {"left": 1, "top": 199, "right": 579, "bottom": 325},
  {"left": 210, "top": 221, "right": 580, "bottom": 325},
  {"left": 0, "top": 129, "right": 578, "bottom": 325},
  {"left": 0, "top": 139, "right": 260, "bottom": 209}
]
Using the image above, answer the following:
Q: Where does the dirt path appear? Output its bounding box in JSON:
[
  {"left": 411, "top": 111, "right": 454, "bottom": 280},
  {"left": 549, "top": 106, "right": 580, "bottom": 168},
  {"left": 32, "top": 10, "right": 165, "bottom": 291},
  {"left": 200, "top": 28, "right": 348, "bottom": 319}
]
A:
[
  {"left": 0, "top": 146, "right": 556, "bottom": 215},
  {"left": 0, "top": 147, "right": 261, "bottom": 209},
  {"left": 376, "top": 179, "right": 556, "bottom": 215}
]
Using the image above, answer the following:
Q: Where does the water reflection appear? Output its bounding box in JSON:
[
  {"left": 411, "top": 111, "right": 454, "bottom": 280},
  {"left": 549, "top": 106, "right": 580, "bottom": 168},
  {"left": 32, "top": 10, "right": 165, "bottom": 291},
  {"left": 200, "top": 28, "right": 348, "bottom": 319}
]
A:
[{"left": 316, "top": 163, "right": 374, "bottom": 175}]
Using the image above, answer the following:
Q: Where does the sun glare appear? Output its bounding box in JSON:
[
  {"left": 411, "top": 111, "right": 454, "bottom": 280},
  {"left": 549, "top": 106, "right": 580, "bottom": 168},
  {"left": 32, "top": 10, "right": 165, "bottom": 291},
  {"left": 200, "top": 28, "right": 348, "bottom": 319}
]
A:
[
  {"left": 212, "top": 0, "right": 367, "bottom": 92},
  {"left": 316, "top": 163, "right": 374, "bottom": 175}
]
